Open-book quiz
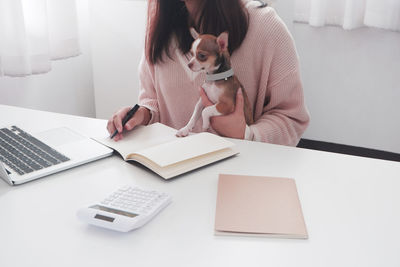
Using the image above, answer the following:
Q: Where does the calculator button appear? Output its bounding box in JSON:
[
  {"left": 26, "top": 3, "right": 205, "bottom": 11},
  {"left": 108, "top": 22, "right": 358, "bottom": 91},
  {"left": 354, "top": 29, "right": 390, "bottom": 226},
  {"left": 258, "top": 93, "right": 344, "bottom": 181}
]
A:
[{"left": 102, "top": 186, "right": 169, "bottom": 215}]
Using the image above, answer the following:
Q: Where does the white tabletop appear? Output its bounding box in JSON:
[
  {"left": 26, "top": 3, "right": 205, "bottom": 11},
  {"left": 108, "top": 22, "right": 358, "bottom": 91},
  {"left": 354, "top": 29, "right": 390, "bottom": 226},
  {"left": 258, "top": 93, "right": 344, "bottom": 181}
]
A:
[{"left": 1, "top": 104, "right": 399, "bottom": 267}]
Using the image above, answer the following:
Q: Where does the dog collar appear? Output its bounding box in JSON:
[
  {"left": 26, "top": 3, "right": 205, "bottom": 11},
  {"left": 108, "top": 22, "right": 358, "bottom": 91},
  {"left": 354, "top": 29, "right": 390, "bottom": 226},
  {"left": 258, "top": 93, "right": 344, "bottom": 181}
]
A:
[{"left": 205, "top": 69, "right": 234, "bottom": 82}]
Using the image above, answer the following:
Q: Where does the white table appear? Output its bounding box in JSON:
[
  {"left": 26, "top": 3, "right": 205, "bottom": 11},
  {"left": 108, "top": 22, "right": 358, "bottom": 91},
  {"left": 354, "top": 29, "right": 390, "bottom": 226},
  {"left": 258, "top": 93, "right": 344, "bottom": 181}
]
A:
[{"left": 1, "top": 104, "right": 399, "bottom": 267}]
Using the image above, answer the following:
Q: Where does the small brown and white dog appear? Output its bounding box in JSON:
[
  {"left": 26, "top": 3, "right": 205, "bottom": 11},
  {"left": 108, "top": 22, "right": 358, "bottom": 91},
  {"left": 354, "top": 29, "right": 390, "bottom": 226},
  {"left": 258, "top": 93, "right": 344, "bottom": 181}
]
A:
[{"left": 176, "top": 28, "right": 253, "bottom": 137}]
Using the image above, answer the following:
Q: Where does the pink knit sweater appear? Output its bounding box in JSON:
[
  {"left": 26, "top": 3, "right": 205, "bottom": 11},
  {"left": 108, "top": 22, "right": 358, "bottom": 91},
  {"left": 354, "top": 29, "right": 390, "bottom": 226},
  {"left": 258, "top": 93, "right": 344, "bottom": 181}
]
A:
[{"left": 138, "top": 2, "right": 310, "bottom": 146}]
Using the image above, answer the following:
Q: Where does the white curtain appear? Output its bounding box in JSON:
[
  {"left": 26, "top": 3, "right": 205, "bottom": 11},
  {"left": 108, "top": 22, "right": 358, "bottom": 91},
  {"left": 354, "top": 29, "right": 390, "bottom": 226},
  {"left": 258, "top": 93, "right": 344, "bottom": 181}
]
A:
[
  {"left": 294, "top": 0, "right": 400, "bottom": 31},
  {"left": 0, "top": 0, "right": 80, "bottom": 77}
]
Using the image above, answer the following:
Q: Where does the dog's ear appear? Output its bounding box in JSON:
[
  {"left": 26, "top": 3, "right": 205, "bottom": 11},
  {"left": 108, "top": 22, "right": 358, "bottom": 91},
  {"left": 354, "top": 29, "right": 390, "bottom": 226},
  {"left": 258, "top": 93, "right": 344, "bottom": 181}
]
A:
[
  {"left": 190, "top": 28, "right": 199, "bottom": 40},
  {"left": 217, "top": 32, "right": 229, "bottom": 52}
]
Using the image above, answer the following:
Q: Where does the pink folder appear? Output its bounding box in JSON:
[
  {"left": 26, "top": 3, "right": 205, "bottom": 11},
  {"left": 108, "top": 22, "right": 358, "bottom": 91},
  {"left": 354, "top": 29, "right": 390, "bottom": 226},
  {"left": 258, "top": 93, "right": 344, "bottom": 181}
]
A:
[{"left": 215, "top": 174, "right": 308, "bottom": 239}]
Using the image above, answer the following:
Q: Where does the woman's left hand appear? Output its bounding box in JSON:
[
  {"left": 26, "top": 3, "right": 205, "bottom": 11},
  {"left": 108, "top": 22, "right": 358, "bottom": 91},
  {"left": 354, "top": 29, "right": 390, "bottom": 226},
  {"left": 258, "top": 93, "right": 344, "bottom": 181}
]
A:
[{"left": 199, "top": 87, "right": 246, "bottom": 139}]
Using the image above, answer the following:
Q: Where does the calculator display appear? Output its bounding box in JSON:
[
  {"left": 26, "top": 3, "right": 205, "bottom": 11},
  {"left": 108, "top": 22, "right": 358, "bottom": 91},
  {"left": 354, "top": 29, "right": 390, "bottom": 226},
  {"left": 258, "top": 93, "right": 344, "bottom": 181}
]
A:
[{"left": 90, "top": 205, "right": 138, "bottom": 218}]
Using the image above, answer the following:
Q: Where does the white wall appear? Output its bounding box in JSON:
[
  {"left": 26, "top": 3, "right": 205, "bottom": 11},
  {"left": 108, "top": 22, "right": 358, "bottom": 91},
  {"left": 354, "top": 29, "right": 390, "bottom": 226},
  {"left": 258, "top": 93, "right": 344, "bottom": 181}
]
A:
[
  {"left": 294, "top": 24, "right": 400, "bottom": 153},
  {"left": 0, "top": 0, "right": 95, "bottom": 117},
  {"left": 90, "top": 0, "right": 146, "bottom": 120},
  {"left": 273, "top": 0, "right": 400, "bottom": 153}
]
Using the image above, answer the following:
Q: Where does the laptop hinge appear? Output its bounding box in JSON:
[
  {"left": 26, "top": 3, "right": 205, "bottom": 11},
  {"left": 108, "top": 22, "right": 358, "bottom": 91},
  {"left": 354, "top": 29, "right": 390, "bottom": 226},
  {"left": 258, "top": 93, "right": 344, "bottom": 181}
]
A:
[{"left": 0, "top": 162, "right": 14, "bottom": 186}]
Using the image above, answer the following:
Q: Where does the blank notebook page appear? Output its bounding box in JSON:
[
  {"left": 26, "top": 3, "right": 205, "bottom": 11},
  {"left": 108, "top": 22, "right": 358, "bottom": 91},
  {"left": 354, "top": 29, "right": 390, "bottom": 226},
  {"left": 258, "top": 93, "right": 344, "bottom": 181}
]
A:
[{"left": 136, "top": 132, "right": 235, "bottom": 167}]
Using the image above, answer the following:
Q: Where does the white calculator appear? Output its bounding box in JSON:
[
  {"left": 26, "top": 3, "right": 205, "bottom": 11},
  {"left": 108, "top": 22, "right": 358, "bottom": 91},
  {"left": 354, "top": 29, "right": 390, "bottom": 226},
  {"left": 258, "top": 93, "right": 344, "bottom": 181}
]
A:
[{"left": 77, "top": 185, "right": 171, "bottom": 232}]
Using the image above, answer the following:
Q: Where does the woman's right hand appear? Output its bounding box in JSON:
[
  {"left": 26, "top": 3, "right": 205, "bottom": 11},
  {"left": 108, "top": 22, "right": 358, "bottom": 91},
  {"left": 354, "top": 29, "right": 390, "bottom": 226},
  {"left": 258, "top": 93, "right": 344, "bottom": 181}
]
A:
[{"left": 107, "top": 106, "right": 151, "bottom": 141}]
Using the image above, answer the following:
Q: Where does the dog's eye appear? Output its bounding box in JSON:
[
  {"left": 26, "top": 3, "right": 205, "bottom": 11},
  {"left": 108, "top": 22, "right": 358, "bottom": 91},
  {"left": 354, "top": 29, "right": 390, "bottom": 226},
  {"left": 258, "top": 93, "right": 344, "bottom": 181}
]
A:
[{"left": 197, "top": 53, "right": 207, "bottom": 61}]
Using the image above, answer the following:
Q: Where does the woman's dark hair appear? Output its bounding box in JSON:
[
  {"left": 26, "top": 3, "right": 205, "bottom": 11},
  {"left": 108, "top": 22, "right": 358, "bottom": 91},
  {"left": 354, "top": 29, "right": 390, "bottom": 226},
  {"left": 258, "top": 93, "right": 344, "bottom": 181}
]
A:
[{"left": 146, "top": 0, "right": 249, "bottom": 65}]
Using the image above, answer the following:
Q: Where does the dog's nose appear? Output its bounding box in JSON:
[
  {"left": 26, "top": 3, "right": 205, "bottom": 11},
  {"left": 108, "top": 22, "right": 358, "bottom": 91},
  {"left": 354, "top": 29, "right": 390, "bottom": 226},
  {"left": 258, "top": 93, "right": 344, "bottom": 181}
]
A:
[{"left": 188, "top": 62, "right": 193, "bottom": 69}]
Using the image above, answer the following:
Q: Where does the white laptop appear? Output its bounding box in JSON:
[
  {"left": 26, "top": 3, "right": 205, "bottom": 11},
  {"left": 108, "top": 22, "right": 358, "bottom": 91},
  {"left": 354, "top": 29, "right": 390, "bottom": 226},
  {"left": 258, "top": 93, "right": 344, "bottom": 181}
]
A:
[{"left": 0, "top": 125, "right": 113, "bottom": 185}]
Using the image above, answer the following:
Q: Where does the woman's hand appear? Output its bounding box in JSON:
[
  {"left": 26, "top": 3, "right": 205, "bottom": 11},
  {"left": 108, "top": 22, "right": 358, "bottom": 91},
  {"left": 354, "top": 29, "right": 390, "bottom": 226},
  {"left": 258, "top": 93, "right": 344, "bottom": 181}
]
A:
[
  {"left": 107, "top": 106, "right": 151, "bottom": 141},
  {"left": 199, "top": 87, "right": 246, "bottom": 139}
]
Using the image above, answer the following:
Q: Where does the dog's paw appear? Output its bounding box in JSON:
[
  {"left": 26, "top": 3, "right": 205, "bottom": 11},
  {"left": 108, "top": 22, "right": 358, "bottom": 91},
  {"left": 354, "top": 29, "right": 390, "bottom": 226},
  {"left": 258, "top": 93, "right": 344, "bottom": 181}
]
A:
[
  {"left": 202, "top": 121, "right": 210, "bottom": 131},
  {"left": 176, "top": 127, "right": 190, "bottom": 137}
]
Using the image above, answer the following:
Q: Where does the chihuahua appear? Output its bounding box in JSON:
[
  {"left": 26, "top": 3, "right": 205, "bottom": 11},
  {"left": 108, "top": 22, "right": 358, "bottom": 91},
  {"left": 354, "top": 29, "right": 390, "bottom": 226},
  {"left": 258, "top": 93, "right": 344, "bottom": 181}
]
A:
[{"left": 176, "top": 28, "right": 253, "bottom": 137}]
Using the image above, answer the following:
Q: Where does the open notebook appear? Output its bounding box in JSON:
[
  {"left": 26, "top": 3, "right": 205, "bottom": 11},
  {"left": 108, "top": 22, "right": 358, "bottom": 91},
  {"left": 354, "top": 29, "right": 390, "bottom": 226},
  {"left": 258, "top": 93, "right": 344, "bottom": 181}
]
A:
[
  {"left": 93, "top": 123, "right": 238, "bottom": 179},
  {"left": 215, "top": 174, "right": 308, "bottom": 239}
]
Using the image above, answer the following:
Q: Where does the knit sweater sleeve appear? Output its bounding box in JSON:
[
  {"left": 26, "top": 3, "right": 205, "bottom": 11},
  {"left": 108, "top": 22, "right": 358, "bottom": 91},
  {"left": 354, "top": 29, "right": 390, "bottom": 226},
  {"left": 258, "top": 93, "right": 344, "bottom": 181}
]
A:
[
  {"left": 247, "top": 8, "right": 310, "bottom": 146},
  {"left": 248, "top": 69, "right": 310, "bottom": 146},
  {"left": 137, "top": 54, "right": 160, "bottom": 124}
]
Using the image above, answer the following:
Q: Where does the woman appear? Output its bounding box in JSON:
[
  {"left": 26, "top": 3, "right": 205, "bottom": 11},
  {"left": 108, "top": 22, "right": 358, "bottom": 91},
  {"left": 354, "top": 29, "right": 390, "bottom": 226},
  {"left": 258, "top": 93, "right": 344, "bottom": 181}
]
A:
[{"left": 107, "top": 0, "right": 310, "bottom": 146}]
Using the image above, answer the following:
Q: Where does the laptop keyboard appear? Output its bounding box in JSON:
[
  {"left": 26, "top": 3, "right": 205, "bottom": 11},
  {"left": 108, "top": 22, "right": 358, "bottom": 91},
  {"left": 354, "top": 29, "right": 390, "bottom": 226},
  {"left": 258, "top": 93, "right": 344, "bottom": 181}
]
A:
[{"left": 0, "top": 126, "right": 70, "bottom": 175}]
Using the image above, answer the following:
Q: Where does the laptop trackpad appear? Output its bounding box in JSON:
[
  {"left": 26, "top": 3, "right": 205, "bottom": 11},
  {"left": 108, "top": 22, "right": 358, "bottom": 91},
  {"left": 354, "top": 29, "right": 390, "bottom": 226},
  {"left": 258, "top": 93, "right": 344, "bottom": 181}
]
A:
[{"left": 34, "top": 127, "right": 85, "bottom": 147}]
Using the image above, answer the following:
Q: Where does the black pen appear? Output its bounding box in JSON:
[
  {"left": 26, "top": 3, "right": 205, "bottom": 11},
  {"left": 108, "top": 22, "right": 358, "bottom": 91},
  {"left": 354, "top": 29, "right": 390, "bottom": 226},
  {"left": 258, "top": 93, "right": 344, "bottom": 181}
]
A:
[{"left": 110, "top": 104, "right": 140, "bottom": 139}]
